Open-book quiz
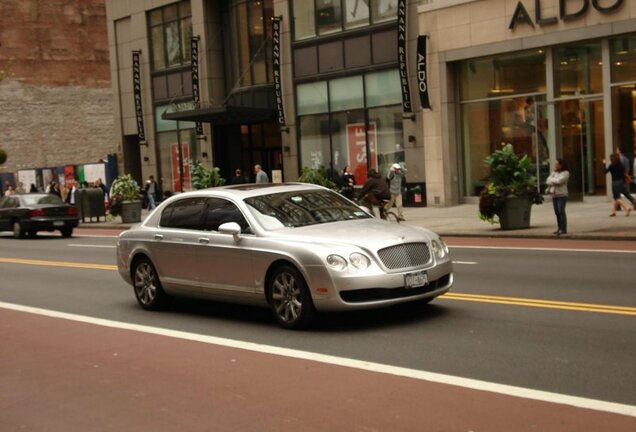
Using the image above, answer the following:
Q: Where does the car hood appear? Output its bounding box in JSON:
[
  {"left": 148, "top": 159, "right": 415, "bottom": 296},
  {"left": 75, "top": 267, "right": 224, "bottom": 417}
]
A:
[{"left": 266, "top": 219, "right": 437, "bottom": 250}]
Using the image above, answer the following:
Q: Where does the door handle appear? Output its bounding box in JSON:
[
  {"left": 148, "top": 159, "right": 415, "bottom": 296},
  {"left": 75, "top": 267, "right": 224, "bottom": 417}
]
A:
[
  {"left": 198, "top": 237, "right": 210, "bottom": 244},
  {"left": 154, "top": 234, "right": 163, "bottom": 241}
]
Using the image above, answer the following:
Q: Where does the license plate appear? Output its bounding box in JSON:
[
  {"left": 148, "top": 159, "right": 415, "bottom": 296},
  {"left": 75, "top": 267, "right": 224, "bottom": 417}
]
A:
[
  {"left": 405, "top": 270, "right": 429, "bottom": 289},
  {"left": 53, "top": 221, "right": 64, "bottom": 227}
]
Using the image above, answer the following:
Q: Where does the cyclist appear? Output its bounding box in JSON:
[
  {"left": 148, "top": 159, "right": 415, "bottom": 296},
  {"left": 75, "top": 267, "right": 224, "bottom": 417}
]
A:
[{"left": 359, "top": 168, "right": 390, "bottom": 218}]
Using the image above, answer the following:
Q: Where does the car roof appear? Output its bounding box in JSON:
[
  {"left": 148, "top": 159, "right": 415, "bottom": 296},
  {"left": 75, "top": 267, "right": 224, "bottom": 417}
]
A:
[{"left": 172, "top": 182, "right": 326, "bottom": 200}]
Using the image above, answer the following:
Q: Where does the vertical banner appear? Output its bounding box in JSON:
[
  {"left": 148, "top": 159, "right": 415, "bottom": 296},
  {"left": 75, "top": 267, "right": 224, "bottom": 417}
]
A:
[
  {"left": 272, "top": 16, "right": 285, "bottom": 125},
  {"left": 397, "top": 0, "right": 412, "bottom": 113},
  {"left": 416, "top": 35, "right": 432, "bottom": 110},
  {"left": 191, "top": 36, "right": 204, "bottom": 136},
  {"left": 132, "top": 51, "right": 146, "bottom": 142}
]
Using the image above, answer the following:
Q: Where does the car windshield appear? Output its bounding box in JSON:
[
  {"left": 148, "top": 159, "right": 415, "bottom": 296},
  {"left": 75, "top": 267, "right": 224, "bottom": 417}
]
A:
[
  {"left": 245, "top": 189, "right": 371, "bottom": 229},
  {"left": 21, "top": 194, "right": 64, "bottom": 206}
]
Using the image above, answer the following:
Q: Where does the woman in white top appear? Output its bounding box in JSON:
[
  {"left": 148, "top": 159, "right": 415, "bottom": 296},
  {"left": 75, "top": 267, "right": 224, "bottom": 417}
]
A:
[{"left": 545, "top": 158, "right": 570, "bottom": 236}]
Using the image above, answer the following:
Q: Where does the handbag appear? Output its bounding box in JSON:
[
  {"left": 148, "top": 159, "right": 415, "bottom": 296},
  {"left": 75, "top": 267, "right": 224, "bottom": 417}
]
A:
[{"left": 626, "top": 174, "right": 633, "bottom": 185}]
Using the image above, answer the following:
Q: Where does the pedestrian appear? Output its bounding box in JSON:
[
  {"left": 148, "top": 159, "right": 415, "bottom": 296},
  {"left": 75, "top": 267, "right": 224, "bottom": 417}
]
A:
[
  {"left": 254, "top": 164, "right": 269, "bottom": 184},
  {"left": 144, "top": 175, "right": 158, "bottom": 210},
  {"left": 545, "top": 158, "right": 570, "bottom": 236},
  {"left": 65, "top": 180, "right": 78, "bottom": 206},
  {"left": 385, "top": 163, "right": 407, "bottom": 221},
  {"left": 359, "top": 168, "right": 390, "bottom": 218},
  {"left": 605, "top": 153, "right": 633, "bottom": 217},
  {"left": 231, "top": 168, "right": 247, "bottom": 185},
  {"left": 48, "top": 181, "right": 61, "bottom": 197},
  {"left": 340, "top": 165, "right": 355, "bottom": 200},
  {"left": 28, "top": 183, "right": 37, "bottom": 193},
  {"left": 16, "top": 182, "right": 26, "bottom": 193}
]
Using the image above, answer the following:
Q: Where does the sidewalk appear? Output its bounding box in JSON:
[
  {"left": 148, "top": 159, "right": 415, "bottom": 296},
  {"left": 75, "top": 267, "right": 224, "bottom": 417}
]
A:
[{"left": 79, "top": 197, "right": 636, "bottom": 240}]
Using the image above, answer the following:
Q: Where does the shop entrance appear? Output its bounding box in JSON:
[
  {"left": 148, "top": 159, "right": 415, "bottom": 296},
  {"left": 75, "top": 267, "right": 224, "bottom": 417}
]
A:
[{"left": 555, "top": 96, "right": 605, "bottom": 201}]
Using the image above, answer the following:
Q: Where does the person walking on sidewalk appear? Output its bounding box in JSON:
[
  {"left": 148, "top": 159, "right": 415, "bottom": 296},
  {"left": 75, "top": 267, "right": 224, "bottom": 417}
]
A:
[
  {"left": 605, "top": 153, "right": 633, "bottom": 217},
  {"left": 254, "top": 164, "right": 269, "bottom": 184},
  {"left": 385, "top": 163, "right": 407, "bottom": 221},
  {"left": 144, "top": 175, "right": 158, "bottom": 210},
  {"left": 545, "top": 158, "right": 570, "bottom": 236}
]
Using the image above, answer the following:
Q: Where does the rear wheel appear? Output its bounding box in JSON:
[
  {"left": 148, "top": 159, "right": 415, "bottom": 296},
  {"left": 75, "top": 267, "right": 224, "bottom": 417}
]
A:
[
  {"left": 132, "top": 257, "right": 171, "bottom": 310},
  {"left": 13, "top": 221, "right": 25, "bottom": 239},
  {"left": 60, "top": 227, "right": 73, "bottom": 238},
  {"left": 27, "top": 230, "right": 37, "bottom": 238},
  {"left": 268, "top": 265, "right": 315, "bottom": 330}
]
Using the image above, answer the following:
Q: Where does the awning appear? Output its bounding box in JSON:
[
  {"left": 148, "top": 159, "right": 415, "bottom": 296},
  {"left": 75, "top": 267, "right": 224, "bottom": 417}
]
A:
[{"left": 161, "top": 105, "right": 277, "bottom": 125}]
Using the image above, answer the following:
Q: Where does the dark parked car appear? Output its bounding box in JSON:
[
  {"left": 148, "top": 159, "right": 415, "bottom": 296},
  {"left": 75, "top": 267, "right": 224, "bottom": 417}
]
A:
[{"left": 0, "top": 193, "right": 79, "bottom": 238}]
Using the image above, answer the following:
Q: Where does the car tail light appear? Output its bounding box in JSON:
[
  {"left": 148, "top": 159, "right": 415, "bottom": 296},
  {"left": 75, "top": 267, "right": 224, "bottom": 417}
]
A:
[
  {"left": 30, "top": 209, "right": 46, "bottom": 217},
  {"left": 68, "top": 207, "right": 78, "bottom": 216}
]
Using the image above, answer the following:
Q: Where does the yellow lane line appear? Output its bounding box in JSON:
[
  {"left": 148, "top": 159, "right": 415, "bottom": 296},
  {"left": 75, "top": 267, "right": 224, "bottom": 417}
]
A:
[
  {"left": 442, "top": 293, "right": 636, "bottom": 316},
  {"left": 1, "top": 257, "right": 634, "bottom": 316},
  {"left": 0, "top": 257, "right": 117, "bottom": 271}
]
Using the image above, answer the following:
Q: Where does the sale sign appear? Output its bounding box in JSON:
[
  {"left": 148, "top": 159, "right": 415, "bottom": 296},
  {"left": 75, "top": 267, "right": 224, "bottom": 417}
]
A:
[
  {"left": 347, "top": 122, "right": 376, "bottom": 185},
  {"left": 171, "top": 143, "right": 191, "bottom": 192}
]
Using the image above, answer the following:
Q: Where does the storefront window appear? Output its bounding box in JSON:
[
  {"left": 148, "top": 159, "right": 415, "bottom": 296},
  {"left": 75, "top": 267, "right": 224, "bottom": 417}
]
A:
[
  {"left": 369, "top": 105, "right": 404, "bottom": 176},
  {"left": 371, "top": 0, "right": 398, "bottom": 23},
  {"left": 148, "top": 1, "right": 192, "bottom": 71},
  {"left": 365, "top": 69, "right": 402, "bottom": 107},
  {"left": 299, "top": 114, "right": 330, "bottom": 169},
  {"left": 331, "top": 110, "right": 367, "bottom": 184},
  {"left": 297, "top": 82, "right": 329, "bottom": 115},
  {"left": 344, "top": 0, "right": 369, "bottom": 29},
  {"left": 460, "top": 50, "right": 546, "bottom": 101},
  {"left": 329, "top": 76, "right": 364, "bottom": 111},
  {"left": 611, "top": 35, "right": 636, "bottom": 83},
  {"left": 155, "top": 106, "right": 197, "bottom": 194},
  {"left": 293, "top": 0, "right": 315, "bottom": 40},
  {"left": 554, "top": 42, "right": 602, "bottom": 97},
  {"left": 317, "top": 0, "right": 342, "bottom": 35}
]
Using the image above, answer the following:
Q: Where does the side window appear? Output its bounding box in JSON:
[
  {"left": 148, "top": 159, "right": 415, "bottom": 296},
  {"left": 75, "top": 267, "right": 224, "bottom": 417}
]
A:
[
  {"left": 159, "top": 197, "right": 206, "bottom": 230},
  {"left": 204, "top": 198, "right": 252, "bottom": 234},
  {"left": 2, "top": 198, "right": 19, "bottom": 208}
]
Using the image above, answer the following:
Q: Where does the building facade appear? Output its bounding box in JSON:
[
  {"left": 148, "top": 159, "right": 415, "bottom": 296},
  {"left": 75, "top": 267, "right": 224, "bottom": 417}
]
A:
[
  {"left": 0, "top": 0, "right": 115, "bottom": 191},
  {"left": 105, "top": 0, "right": 635, "bottom": 205},
  {"left": 420, "top": 0, "right": 636, "bottom": 203}
]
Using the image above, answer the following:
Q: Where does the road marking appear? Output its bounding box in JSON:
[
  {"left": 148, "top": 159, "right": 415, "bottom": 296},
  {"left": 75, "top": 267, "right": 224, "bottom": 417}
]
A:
[
  {"left": 450, "top": 245, "right": 636, "bottom": 254},
  {"left": 0, "top": 301, "right": 634, "bottom": 418},
  {"left": 0, "top": 257, "right": 117, "bottom": 271},
  {"left": 442, "top": 293, "right": 636, "bottom": 316},
  {"left": 67, "top": 244, "right": 116, "bottom": 248},
  {"left": 1, "top": 257, "right": 634, "bottom": 316}
]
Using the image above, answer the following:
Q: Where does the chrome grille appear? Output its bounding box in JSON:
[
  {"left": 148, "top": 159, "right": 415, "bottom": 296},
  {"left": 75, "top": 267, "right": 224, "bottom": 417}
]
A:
[{"left": 377, "top": 242, "right": 431, "bottom": 270}]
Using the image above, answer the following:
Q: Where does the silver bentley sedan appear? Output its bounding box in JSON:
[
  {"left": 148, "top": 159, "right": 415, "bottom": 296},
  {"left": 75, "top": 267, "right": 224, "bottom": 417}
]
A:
[{"left": 116, "top": 183, "right": 453, "bottom": 329}]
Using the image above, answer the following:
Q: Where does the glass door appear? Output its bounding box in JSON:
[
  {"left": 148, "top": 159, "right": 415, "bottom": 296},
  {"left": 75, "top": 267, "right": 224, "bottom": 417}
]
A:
[{"left": 556, "top": 97, "right": 605, "bottom": 200}]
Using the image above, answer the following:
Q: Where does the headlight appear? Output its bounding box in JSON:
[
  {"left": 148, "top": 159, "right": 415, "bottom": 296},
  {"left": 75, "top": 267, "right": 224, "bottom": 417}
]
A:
[
  {"left": 349, "top": 252, "right": 370, "bottom": 270},
  {"left": 326, "top": 254, "right": 347, "bottom": 271},
  {"left": 431, "top": 238, "right": 448, "bottom": 259}
]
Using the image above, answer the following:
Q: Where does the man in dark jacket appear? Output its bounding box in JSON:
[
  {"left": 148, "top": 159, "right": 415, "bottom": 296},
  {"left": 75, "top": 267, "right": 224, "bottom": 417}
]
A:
[{"left": 359, "top": 168, "right": 390, "bottom": 217}]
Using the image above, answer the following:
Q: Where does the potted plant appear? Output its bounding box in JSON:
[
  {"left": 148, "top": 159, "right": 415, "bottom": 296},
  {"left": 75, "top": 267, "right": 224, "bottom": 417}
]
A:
[
  {"left": 298, "top": 166, "right": 339, "bottom": 190},
  {"left": 191, "top": 161, "right": 226, "bottom": 189},
  {"left": 478, "top": 143, "right": 543, "bottom": 230},
  {"left": 109, "top": 174, "right": 142, "bottom": 223}
]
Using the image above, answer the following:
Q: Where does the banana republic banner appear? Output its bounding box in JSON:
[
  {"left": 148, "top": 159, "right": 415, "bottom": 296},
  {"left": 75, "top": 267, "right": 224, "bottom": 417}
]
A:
[
  {"left": 132, "top": 51, "right": 146, "bottom": 142},
  {"left": 191, "top": 36, "right": 204, "bottom": 136},
  {"left": 416, "top": 35, "right": 431, "bottom": 110},
  {"left": 397, "top": 0, "right": 412, "bottom": 113},
  {"left": 272, "top": 16, "right": 285, "bottom": 125}
]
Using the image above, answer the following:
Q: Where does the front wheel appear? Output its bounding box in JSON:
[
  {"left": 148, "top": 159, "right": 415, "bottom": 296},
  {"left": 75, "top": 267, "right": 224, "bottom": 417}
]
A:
[
  {"left": 132, "top": 257, "right": 172, "bottom": 310},
  {"left": 268, "top": 265, "right": 315, "bottom": 330},
  {"left": 384, "top": 211, "right": 400, "bottom": 223},
  {"left": 13, "top": 221, "right": 25, "bottom": 239}
]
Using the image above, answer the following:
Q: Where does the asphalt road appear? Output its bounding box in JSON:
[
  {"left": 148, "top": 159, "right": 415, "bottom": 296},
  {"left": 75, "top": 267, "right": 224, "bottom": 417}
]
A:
[{"left": 0, "top": 230, "right": 635, "bottom": 430}]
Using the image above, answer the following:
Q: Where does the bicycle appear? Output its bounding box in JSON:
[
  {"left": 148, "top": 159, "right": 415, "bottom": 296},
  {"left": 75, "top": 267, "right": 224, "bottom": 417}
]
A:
[{"left": 356, "top": 195, "right": 401, "bottom": 223}]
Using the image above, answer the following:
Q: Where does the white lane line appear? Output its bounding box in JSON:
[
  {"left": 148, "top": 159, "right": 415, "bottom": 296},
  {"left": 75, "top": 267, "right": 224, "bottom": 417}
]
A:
[
  {"left": 452, "top": 261, "right": 478, "bottom": 265},
  {"left": 67, "top": 244, "right": 115, "bottom": 248},
  {"left": 450, "top": 245, "right": 636, "bottom": 254},
  {"left": 1, "top": 301, "right": 634, "bottom": 418}
]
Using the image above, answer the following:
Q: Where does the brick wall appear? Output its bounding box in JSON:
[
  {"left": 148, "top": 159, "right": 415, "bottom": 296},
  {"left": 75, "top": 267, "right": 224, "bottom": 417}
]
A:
[{"left": 0, "top": 0, "right": 114, "bottom": 174}]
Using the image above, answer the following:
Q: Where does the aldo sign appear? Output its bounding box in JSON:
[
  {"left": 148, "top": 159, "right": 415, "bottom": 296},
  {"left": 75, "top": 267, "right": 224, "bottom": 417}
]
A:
[{"left": 509, "top": 0, "right": 624, "bottom": 29}]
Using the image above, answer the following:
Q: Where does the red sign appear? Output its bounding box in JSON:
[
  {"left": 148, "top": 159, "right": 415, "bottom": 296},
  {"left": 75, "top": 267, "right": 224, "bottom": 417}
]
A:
[
  {"left": 171, "top": 144, "right": 191, "bottom": 192},
  {"left": 347, "top": 122, "right": 376, "bottom": 185}
]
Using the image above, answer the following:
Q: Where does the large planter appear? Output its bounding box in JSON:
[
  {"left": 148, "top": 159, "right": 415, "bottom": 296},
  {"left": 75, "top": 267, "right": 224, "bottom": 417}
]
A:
[
  {"left": 498, "top": 195, "right": 532, "bottom": 230},
  {"left": 120, "top": 200, "right": 142, "bottom": 223}
]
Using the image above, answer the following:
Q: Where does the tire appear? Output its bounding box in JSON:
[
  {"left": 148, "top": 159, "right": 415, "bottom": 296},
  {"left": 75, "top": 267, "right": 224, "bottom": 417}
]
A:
[
  {"left": 132, "top": 257, "right": 172, "bottom": 310},
  {"left": 13, "top": 221, "right": 25, "bottom": 239},
  {"left": 27, "top": 230, "right": 37, "bottom": 238},
  {"left": 60, "top": 227, "right": 73, "bottom": 238},
  {"left": 267, "top": 265, "right": 315, "bottom": 330}
]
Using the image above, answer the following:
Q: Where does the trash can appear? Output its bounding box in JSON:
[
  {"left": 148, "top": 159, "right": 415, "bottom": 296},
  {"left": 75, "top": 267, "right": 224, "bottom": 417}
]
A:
[
  {"left": 78, "top": 188, "right": 106, "bottom": 222},
  {"left": 404, "top": 182, "right": 426, "bottom": 207}
]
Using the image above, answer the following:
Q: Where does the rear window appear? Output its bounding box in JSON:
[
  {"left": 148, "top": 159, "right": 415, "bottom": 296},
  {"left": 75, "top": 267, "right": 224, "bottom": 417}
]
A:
[{"left": 21, "top": 194, "right": 64, "bottom": 206}]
